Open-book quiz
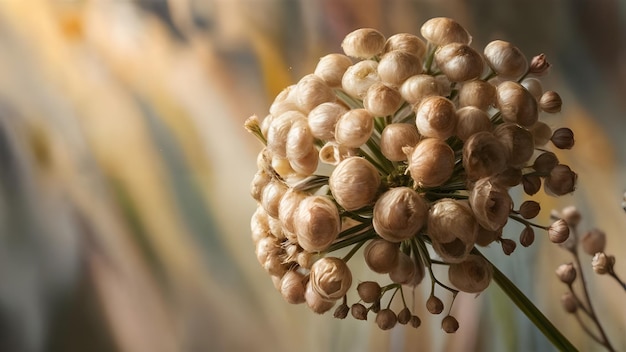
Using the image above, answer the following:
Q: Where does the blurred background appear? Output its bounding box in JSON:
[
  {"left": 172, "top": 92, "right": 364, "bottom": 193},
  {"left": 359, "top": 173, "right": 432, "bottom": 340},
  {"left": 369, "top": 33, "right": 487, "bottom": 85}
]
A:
[{"left": 0, "top": 0, "right": 624, "bottom": 351}]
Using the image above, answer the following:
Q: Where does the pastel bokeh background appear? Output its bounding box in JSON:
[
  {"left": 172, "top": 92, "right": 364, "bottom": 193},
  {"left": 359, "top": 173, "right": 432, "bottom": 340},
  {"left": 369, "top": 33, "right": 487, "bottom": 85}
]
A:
[{"left": 0, "top": 1, "right": 624, "bottom": 351}]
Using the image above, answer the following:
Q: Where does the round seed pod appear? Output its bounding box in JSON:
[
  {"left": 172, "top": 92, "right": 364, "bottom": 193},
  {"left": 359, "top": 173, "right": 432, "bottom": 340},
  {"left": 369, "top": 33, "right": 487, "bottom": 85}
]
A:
[
  {"left": 458, "top": 80, "right": 496, "bottom": 110},
  {"left": 357, "top": 281, "right": 382, "bottom": 303},
  {"left": 496, "top": 81, "right": 538, "bottom": 127},
  {"left": 475, "top": 225, "right": 502, "bottom": 247},
  {"left": 280, "top": 270, "right": 306, "bottom": 304},
  {"left": 314, "top": 53, "right": 353, "bottom": 87},
  {"left": 519, "top": 226, "right": 535, "bottom": 247},
  {"left": 342, "top": 28, "right": 386, "bottom": 59},
  {"left": 250, "top": 169, "right": 272, "bottom": 202},
  {"left": 548, "top": 219, "right": 570, "bottom": 244},
  {"left": 455, "top": 106, "right": 493, "bottom": 141},
  {"left": 405, "top": 138, "right": 455, "bottom": 188},
  {"left": 363, "top": 82, "right": 403, "bottom": 116},
  {"left": 335, "top": 109, "right": 374, "bottom": 148},
  {"left": 469, "top": 178, "right": 512, "bottom": 231},
  {"left": 521, "top": 77, "right": 543, "bottom": 100},
  {"left": 448, "top": 254, "right": 493, "bottom": 293},
  {"left": 426, "top": 295, "right": 444, "bottom": 314},
  {"left": 269, "top": 85, "right": 300, "bottom": 117},
  {"left": 250, "top": 206, "right": 271, "bottom": 243},
  {"left": 493, "top": 123, "right": 535, "bottom": 168},
  {"left": 561, "top": 292, "right": 577, "bottom": 313},
  {"left": 261, "top": 179, "right": 288, "bottom": 218},
  {"left": 551, "top": 127, "right": 575, "bottom": 149},
  {"left": 305, "top": 281, "right": 336, "bottom": 314},
  {"left": 342, "top": 60, "right": 380, "bottom": 99},
  {"left": 294, "top": 74, "right": 336, "bottom": 113},
  {"left": 501, "top": 238, "right": 516, "bottom": 255},
  {"left": 308, "top": 102, "right": 348, "bottom": 141},
  {"left": 462, "top": 131, "right": 508, "bottom": 181},
  {"left": 434, "top": 43, "right": 484, "bottom": 82},
  {"left": 364, "top": 239, "right": 400, "bottom": 274},
  {"left": 329, "top": 157, "right": 380, "bottom": 211},
  {"left": 398, "top": 308, "right": 412, "bottom": 325},
  {"left": 529, "top": 121, "right": 552, "bottom": 146},
  {"left": 483, "top": 40, "right": 528, "bottom": 80},
  {"left": 420, "top": 17, "right": 472, "bottom": 45},
  {"left": 373, "top": 187, "right": 428, "bottom": 242},
  {"left": 278, "top": 188, "right": 306, "bottom": 235},
  {"left": 380, "top": 123, "right": 421, "bottom": 161},
  {"left": 266, "top": 110, "right": 306, "bottom": 158},
  {"left": 555, "top": 263, "right": 576, "bottom": 285},
  {"left": 376, "top": 309, "right": 398, "bottom": 330},
  {"left": 351, "top": 303, "right": 368, "bottom": 320},
  {"left": 415, "top": 96, "right": 458, "bottom": 139},
  {"left": 286, "top": 118, "right": 314, "bottom": 160},
  {"left": 384, "top": 33, "right": 427, "bottom": 57},
  {"left": 310, "top": 257, "right": 353, "bottom": 300},
  {"left": 289, "top": 146, "right": 319, "bottom": 176},
  {"left": 442, "top": 315, "right": 459, "bottom": 333},
  {"left": 518, "top": 200, "right": 540, "bottom": 219},
  {"left": 428, "top": 199, "right": 478, "bottom": 263},
  {"left": 378, "top": 50, "right": 423, "bottom": 87},
  {"left": 400, "top": 74, "right": 440, "bottom": 105},
  {"left": 544, "top": 164, "right": 577, "bottom": 196},
  {"left": 255, "top": 236, "right": 282, "bottom": 270},
  {"left": 294, "top": 195, "right": 341, "bottom": 252}
]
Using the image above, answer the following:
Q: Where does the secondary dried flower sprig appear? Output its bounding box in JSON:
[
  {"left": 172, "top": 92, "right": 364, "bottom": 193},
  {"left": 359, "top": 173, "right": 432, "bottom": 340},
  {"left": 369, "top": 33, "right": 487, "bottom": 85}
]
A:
[{"left": 246, "top": 17, "right": 577, "bottom": 333}]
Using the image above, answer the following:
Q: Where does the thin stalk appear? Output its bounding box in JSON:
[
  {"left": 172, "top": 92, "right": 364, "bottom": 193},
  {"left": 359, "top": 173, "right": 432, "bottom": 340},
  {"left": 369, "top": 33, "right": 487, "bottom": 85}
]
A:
[
  {"left": 608, "top": 271, "right": 626, "bottom": 291},
  {"left": 342, "top": 240, "right": 366, "bottom": 263}
]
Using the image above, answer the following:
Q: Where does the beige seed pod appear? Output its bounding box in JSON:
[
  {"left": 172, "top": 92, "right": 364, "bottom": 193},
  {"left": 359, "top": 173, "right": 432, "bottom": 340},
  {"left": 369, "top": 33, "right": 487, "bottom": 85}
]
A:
[
  {"left": 458, "top": 80, "right": 496, "bottom": 110},
  {"left": 491, "top": 167, "right": 523, "bottom": 188},
  {"left": 400, "top": 74, "right": 440, "bottom": 105},
  {"left": 357, "top": 281, "right": 382, "bottom": 303},
  {"left": 377, "top": 50, "right": 423, "bottom": 87},
  {"left": 341, "top": 60, "right": 380, "bottom": 99},
  {"left": 544, "top": 164, "right": 577, "bottom": 196},
  {"left": 294, "top": 195, "right": 341, "bottom": 252},
  {"left": 364, "top": 82, "right": 403, "bottom": 116},
  {"left": 280, "top": 270, "right": 306, "bottom": 304},
  {"left": 521, "top": 77, "right": 543, "bottom": 100},
  {"left": 329, "top": 157, "right": 380, "bottom": 211},
  {"left": 455, "top": 107, "right": 493, "bottom": 141},
  {"left": 314, "top": 53, "right": 353, "bottom": 87},
  {"left": 373, "top": 187, "right": 428, "bottom": 242},
  {"left": 294, "top": 74, "right": 336, "bottom": 113},
  {"left": 278, "top": 188, "right": 306, "bottom": 235},
  {"left": 462, "top": 131, "right": 507, "bottom": 181},
  {"left": 250, "top": 206, "right": 271, "bottom": 243},
  {"left": 442, "top": 315, "right": 460, "bottom": 333},
  {"left": 310, "top": 257, "right": 353, "bottom": 300},
  {"left": 380, "top": 123, "right": 421, "bottom": 161},
  {"left": 286, "top": 118, "right": 314, "bottom": 160},
  {"left": 398, "top": 308, "right": 412, "bottom": 325},
  {"left": 269, "top": 85, "right": 300, "bottom": 117},
  {"left": 384, "top": 33, "right": 427, "bottom": 57},
  {"left": 496, "top": 81, "right": 539, "bottom": 127},
  {"left": 539, "top": 90, "right": 562, "bottom": 113},
  {"left": 308, "top": 102, "right": 348, "bottom": 141},
  {"left": 335, "top": 108, "right": 374, "bottom": 148},
  {"left": 261, "top": 179, "right": 288, "bottom": 218},
  {"left": 483, "top": 40, "right": 528, "bottom": 80},
  {"left": 420, "top": 17, "right": 472, "bottom": 45},
  {"left": 426, "top": 295, "right": 444, "bottom": 314},
  {"left": 289, "top": 146, "right": 319, "bottom": 176},
  {"left": 364, "top": 238, "right": 400, "bottom": 274},
  {"left": 376, "top": 309, "right": 398, "bottom": 330},
  {"left": 581, "top": 228, "right": 606, "bottom": 256},
  {"left": 267, "top": 216, "right": 285, "bottom": 240},
  {"left": 428, "top": 199, "right": 478, "bottom": 263},
  {"left": 493, "top": 123, "right": 535, "bottom": 168},
  {"left": 351, "top": 303, "right": 368, "bottom": 320},
  {"left": 548, "top": 219, "right": 570, "bottom": 244},
  {"left": 434, "top": 43, "right": 484, "bottom": 82},
  {"left": 415, "top": 96, "right": 458, "bottom": 139},
  {"left": 389, "top": 252, "right": 417, "bottom": 285},
  {"left": 555, "top": 263, "right": 576, "bottom": 285},
  {"left": 448, "top": 254, "right": 493, "bottom": 293},
  {"left": 469, "top": 178, "right": 512, "bottom": 231},
  {"left": 342, "top": 28, "right": 386, "bottom": 59},
  {"left": 319, "top": 142, "right": 357, "bottom": 165},
  {"left": 255, "top": 235, "right": 281, "bottom": 267},
  {"left": 266, "top": 110, "right": 307, "bottom": 158},
  {"left": 551, "top": 127, "right": 575, "bottom": 149},
  {"left": 405, "top": 138, "right": 455, "bottom": 188},
  {"left": 250, "top": 169, "right": 272, "bottom": 202},
  {"left": 305, "top": 281, "right": 336, "bottom": 314},
  {"left": 529, "top": 121, "right": 552, "bottom": 146}
]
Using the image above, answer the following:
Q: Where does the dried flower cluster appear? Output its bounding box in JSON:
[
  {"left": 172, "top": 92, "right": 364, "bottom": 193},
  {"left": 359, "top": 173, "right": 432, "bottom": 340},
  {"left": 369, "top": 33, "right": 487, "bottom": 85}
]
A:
[{"left": 246, "top": 17, "right": 577, "bottom": 333}]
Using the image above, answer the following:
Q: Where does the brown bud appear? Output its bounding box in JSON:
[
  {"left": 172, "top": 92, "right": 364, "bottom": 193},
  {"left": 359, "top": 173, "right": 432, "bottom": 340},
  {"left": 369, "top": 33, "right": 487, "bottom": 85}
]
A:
[
  {"left": 496, "top": 81, "right": 539, "bottom": 127},
  {"left": 335, "top": 109, "right": 375, "bottom": 148},
  {"left": 551, "top": 128, "right": 575, "bottom": 149},
  {"left": 519, "top": 226, "right": 535, "bottom": 247},
  {"left": 493, "top": 123, "right": 535, "bottom": 168},
  {"left": 329, "top": 157, "right": 380, "bottom": 211},
  {"left": 426, "top": 295, "right": 444, "bottom": 315},
  {"left": 310, "top": 257, "right": 353, "bottom": 300},
  {"left": 529, "top": 121, "right": 552, "bottom": 146},
  {"left": 405, "top": 138, "right": 455, "bottom": 188},
  {"left": 455, "top": 106, "right": 493, "bottom": 141},
  {"left": 522, "top": 174, "right": 542, "bottom": 196},
  {"left": 378, "top": 50, "right": 423, "bottom": 87},
  {"left": 376, "top": 309, "right": 398, "bottom": 330},
  {"left": 314, "top": 53, "right": 353, "bottom": 87},
  {"left": 420, "top": 17, "right": 471, "bottom": 46},
  {"left": 400, "top": 74, "right": 441, "bottom": 105},
  {"left": 483, "top": 40, "right": 528, "bottom": 80},
  {"left": 398, "top": 307, "right": 412, "bottom": 325},
  {"left": 280, "top": 270, "right": 307, "bottom": 304},
  {"left": 294, "top": 195, "right": 340, "bottom": 252},
  {"left": 492, "top": 167, "right": 523, "bottom": 188},
  {"left": 384, "top": 33, "right": 427, "bottom": 57},
  {"left": 380, "top": 123, "right": 421, "bottom": 161},
  {"left": 555, "top": 263, "right": 577, "bottom": 285},
  {"left": 500, "top": 238, "right": 517, "bottom": 255},
  {"left": 532, "top": 152, "right": 559, "bottom": 174},
  {"left": 434, "top": 43, "right": 484, "bottom": 82},
  {"left": 428, "top": 199, "right": 478, "bottom": 263},
  {"left": 442, "top": 315, "right": 460, "bottom": 333},
  {"left": 592, "top": 252, "right": 615, "bottom": 275},
  {"left": 333, "top": 303, "right": 350, "bottom": 319},
  {"left": 548, "top": 219, "right": 570, "bottom": 243},
  {"left": 462, "top": 132, "right": 508, "bottom": 181},
  {"left": 351, "top": 303, "right": 369, "bottom": 320},
  {"left": 544, "top": 164, "right": 577, "bottom": 196},
  {"left": 373, "top": 187, "right": 428, "bottom": 242},
  {"left": 342, "top": 28, "right": 386, "bottom": 59},
  {"left": 341, "top": 60, "right": 380, "bottom": 99},
  {"left": 476, "top": 225, "right": 502, "bottom": 247},
  {"left": 364, "top": 82, "right": 403, "bottom": 116},
  {"left": 389, "top": 252, "right": 417, "bottom": 285},
  {"left": 415, "top": 96, "right": 458, "bottom": 140},
  {"left": 448, "top": 255, "right": 493, "bottom": 293},
  {"left": 458, "top": 80, "right": 496, "bottom": 110},
  {"left": 539, "top": 91, "right": 562, "bottom": 113},
  {"left": 561, "top": 292, "right": 577, "bottom": 313},
  {"left": 581, "top": 228, "right": 606, "bottom": 256},
  {"left": 357, "top": 281, "right": 382, "bottom": 303},
  {"left": 529, "top": 54, "right": 551, "bottom": 75},
  {"left": 519, "top": 201, "right": 541, "bottom": 219},
  {"left": 305, "top": 282, "right": 336, "bottom": 314},
  {"left": 469, "top": 178, "right": 512, "bottom": 232},
  {"left": 410, "top": 315, "right": 422, "bottom": 328},
  {"left": 364, "top": 239, "right": 400, "bottom": 273}
]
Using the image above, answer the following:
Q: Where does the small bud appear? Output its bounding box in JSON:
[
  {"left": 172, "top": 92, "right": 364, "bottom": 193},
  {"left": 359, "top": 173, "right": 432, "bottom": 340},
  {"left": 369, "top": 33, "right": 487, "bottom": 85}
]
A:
[
  {"left": 544, "top": 164, "right": 577, "bottom": 196},
  {"left": 500, "top": 238, "right": 517, "bottom": 255},
  {"left": 428, "top": 199, "right": 478, "bottom": 263},
  {"left": 310, "top": 257, "right": 353, "bottom": 300},
  {"left": 357, "top": 281, "right": 382, "bottom": 303},
  {"left": 406, "top": 138, "right": 455, "bottom": 188},
  {"left": 373, "top": 187, "right": 428, "bottom": 242},
  {"left": 551, "top": 127, "right": 575, "bottom": 149},
  {"left": 305, "top": 281, "right": 336, "bottom": 314},
  {"left": 280, "top": 270, "right": 307, "bottom": 304},
  {"left": 458, "top": 80, "right": 496, "bottom": 110},
  {"left": 294, "top": 74, "right": 335, "bottom": 113},
  {"left": 434, "top": 43, "right": 484, "bottom": 82},
  {"left": 341, "top": 60, "right": 380, "bottom": 99},
  {"left": 555, "top": 263, "right": 577, "bottom": 285},
  {"left": 415, "top": 96, "right": 458, "bottom": 140},
  {"left": 294, "top": 195, "right": 341, "bottom": 252},
  {"left": 539, "top": 91, "right": 562, "bottom": 113},
  {"left": 521, "top": 78, "right": 543, "bottom": 100},
  {"left": 266, "top": 110, "right": 306, "bottom": 158},
  {"left": 455, "top": 107, "right": 493, "bottom": 141},
  {"left": 496, "top": 81, "right": 539, "bottom": 127},
  {"left": 493, "top": 123, "right": 535, "bottom": 168},
  {"left": 398, "top": 307, "right": 412, "bottom": 325},
  {"left": 426, "top": 295, "right": 444, "bottom": 315},
  {"left": 522, "top": 174, "right": 542, "bottom": 196},
  {"left": 519, "top": 226, "right": 535, "bottom": 247},
  {"left": 410, "top": 315, "right": 422, "bottom": 328},
  {"left": 448, "top": 255, "right": 493, "bottom": 293},
  {"left": 462, "top": 132, "right": 508, "bottom": 181},
  {"left": 442, "top": 315, "right": 460, "bottom": 333},
  {"left": 376, "top": 309, "right": 398, "bottom": 330},
  {"left": 329, "top": 157, "right": 380, "bottom": 211},
  {"left": 548, "top": 219, "right": 570, "bottom": 243},
  {"left": 400, "top": 74, "right": 440, "bottom": 105},
  {"left": 581, "top": 228, "right": 606, "bottom": 256},
  {"left": 351, "top": 303, "right": 368, "bottom": 320},
  {"left": 314, "top": 53, "right": 353, "bottom": 87},
  {"left": 308, "top": 102, "right": 348, "bottom": 141},
  {"left": 519, "top": 201, "right": 541, "bottom": 219},
  {"left": 532, "top": 152, "right": 559, "bottom": 174},
  {"left": 333, "top": 303, "right": 350, "bottom": 319},
  {"left": 529, "top": 53, "right": 551, "bottom": 75},
  {"left": 378, "top": 50, "right": 423, "bottom": 87},
  {"left": 592, "top": 252, "right": 615, "bottom": 275},
  {"left": 420, "top": 17, "right": 471, "bottom": 46},
  {"left": 364, "top": 82, "right": 403, "bottom": 116},
  {"left": 342, "top": 28, "right": 386, "bottom": 59},
  {"left": 380, "top": 123, "right": 421, "bottom": 161},
  {"left": 483, "top": 40, "right": 528, "bottom": 80},
  {"left": 561, "top": 292, "right": 577, "bottom": 313},
  {"left": 384, "top": 33, "right": 427, "bottom": 57},
  {"left": 491, "top": 167, "right": 523, "bottom": 188},
  {"left": 364, "top": 239, "right": 400, "bottom": 274},
  {"left": 286, "top": 118, "right": 314, "bottom": 161},
  {"left": 469, "top": 178, "right": 512, "bottom": 232},
  {"left": 335, "top": 109, "right": 375, "bottom": 148}
]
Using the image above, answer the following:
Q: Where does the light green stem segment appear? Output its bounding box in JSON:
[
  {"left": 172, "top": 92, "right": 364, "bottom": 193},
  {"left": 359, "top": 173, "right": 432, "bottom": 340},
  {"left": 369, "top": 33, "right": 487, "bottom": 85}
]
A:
[{"left": 474, "top": 249, "right": 578, "bottom": 351}]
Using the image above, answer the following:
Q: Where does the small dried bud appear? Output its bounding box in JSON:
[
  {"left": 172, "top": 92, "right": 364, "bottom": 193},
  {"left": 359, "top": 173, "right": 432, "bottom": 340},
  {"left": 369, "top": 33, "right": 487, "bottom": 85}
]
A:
[
  {"left": 335, "top": 109, "right": 374, "bottom": 148},
  {"left": 364, "top": 82, "right": 403, "bottom": 116},
  {"left": 410, "top": 315, "right": 422, "bottom": 328},
  {"left": 581, "top": 228, "right": 607, "bottom": 256},
  {"left": 561, "top": 291, "right": 577, "bottom": 313},
  {"left": 532, "top": 152, "right": 559, "bottom": 174},
  {"left": 592, "top": 252, "right": 615, "bottom": 275},
  {"left": 455, "top": 107, "right": 493, "bottom": 141},
  {"left": 529, "top": 53, "right": 551, "bottom": 75},
  {"left": 314, "top": 53, "right": 353, "bottom": 87},
  {"left": 428, "top": 199, "right": 478, "bottom": 263},
  {"left": 384, "top": 33, "right": 427, "bottom": 57},
  {"left": 380, "top": 123, "right": 421, "bottom": 161},
  {"left": 333, "top": 303, "right": 350, "bottom": 319},
  {"left": 555, "top": 263, "right": 577, "bottom": 285},
  {"left": 400, "top": 74, "right": 440, "bottom": 105},
  {"left": 545, "top": 164, "right": 577, "bottom": 196},
  {"left": 435, "top": 43, "right": 484, "bottom": 82},
  {"left": 415, "top": 96, "right": 458, "bottom": 140},
  {"left": 462, "top": 132, "right": 508, "bottom": 181},
  {"left": 294, "top": 195, "right": 340, "bottom": 252},
  {"left": 364, "top": 239, "right": 400, "bottom": 274},
  {"left": 548, "top": 219, "right": 570, "bottom": 244},
  {"left": 500, "top": 238, "right": 517, "bottom": 255},
  {"left": 448, "top": 255, "right": 493, "bottom": 293},
  {"left": 305, "top": 281, "right": 335, "bottom": 314},
  {"left": 329, "top": 157, "right": 380, "bottom": 211},
  {"left": 529, "top": 121, "right": 553, "bottom": 146},
  {"left": 308, "top": 102, "right": 348, "bottom": 141},
  {"left": 458, "top": 80, "right": 496, "bottom": 110},
  {"left": 280, "top": 270, "right": 307, "bottom": 304},
  {"left": 442, "top": 315, "right": 460, "bottom": 333},
  {"left": 493, "top": 123, "right": 535, "bottom": 168},
  {"left": 561, "top": 206, "right": 581, "bottom": 227},
  {"left": 519, "top": 226, "right": 535, "bottom": 247},
  {"left": 469, "top": 178, "right": 512, "bottom": 231},
  {"left": 405, "top": 138, "right": 455, "bottom": 188},
  {"left": 483, "top": 40, "right": 528, "bottom": 79},
  {"left": 426, "top": 295, "right": 444, "bottom": 315},
  {"left": 378, "top": 50, "right": 423, "bottom": 87},
  {"left": 398, "top": 307, "right": 412, "bottom": 325},
  {"left": 342, "top": 28, "right": 386, "bottom": 59},
  {"left": 294, "top": 74, "right": 335, "bottom": 112},
  {"left": 357, "top": 281, "right": 382, "bottom": 303},
  {"left": 373, "top": 187, "right": 428, "bottom": 242},
  {"left": 342, "top": 60, "right": 380, "bottom": 99},
  {"left": 519, "top": 201, "right": 541, "bottom": 219},
  {"left": 351, "top": 303, "right": 369, "bottom": 320},
  {"left": 539, "top": 91, "right": 562, "bottom": 113},
  {"left": 310, "top": 257, "right": 353, "bottom": 300},
  {"left": 551, "top": 127, "right": 575, "bottom": 149},
  {"left": 522, "top": 174, "right": 542, "bottom": 196},
  {"left": 376, "top": 309, "right": 398, "bottom": 330},
  {"left": 420, "top": 17, "right": 471, "bottom": 46},
  {"left": 521, "top": 78, "right": 543, "bottom": 100},
  {"left": 496, "top": 81, "right": 539, "bottom": 127}
]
